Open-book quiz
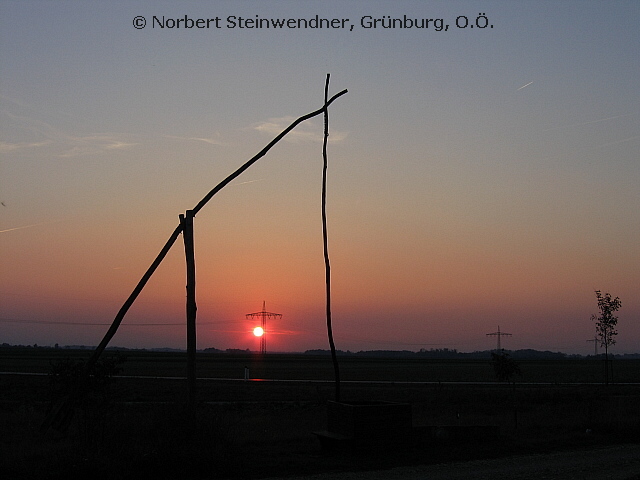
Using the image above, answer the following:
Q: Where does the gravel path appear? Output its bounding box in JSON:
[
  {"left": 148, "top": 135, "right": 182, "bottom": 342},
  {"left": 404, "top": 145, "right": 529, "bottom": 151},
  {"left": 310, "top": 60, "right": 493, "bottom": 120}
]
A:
[{"left": 264, "top": 444, "right": 640, "bottom": 480}]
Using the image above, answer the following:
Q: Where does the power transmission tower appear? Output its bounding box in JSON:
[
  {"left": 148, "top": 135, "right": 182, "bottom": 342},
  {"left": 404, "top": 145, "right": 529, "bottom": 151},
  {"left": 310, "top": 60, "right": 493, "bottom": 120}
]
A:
[
  {"left": 486, "top": 325, "right": 512, "bottom": 352},
  {"left": 587, "top": 335, "right": 598, "bottom": 356},
  {"left": 246, "top": 301, "right": 282, "bottom": 354}
]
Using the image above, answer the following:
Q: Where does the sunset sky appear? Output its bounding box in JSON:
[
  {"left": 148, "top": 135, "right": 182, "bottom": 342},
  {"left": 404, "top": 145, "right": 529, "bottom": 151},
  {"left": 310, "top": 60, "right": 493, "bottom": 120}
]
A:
[{"left": 1, "top": 1, "right": 638, "bottom": 355}]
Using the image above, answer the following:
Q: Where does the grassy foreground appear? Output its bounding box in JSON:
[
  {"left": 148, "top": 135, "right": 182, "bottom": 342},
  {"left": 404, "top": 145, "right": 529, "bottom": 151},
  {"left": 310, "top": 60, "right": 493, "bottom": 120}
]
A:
[{"left": 2, "top": 349, "right": 639, "bottom": 479}]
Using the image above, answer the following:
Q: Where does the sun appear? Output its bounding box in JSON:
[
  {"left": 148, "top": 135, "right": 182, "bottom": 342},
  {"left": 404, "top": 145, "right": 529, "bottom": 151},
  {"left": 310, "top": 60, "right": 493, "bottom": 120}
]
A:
[{"left": 253, "top": 326, "right": 264, "bottom": 337}]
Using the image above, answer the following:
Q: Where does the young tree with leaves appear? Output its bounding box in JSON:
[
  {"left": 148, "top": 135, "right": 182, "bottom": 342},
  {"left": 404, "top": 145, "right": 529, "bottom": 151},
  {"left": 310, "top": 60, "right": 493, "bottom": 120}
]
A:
[
  {"left": 591, "top": 290, "right": 622, "bottom": 384},
  {"left": 490, "top": 350, "right": 521, "bottom": 384},
  {"left": 490, "top": 350, "right": 522, "bottom": 428}
]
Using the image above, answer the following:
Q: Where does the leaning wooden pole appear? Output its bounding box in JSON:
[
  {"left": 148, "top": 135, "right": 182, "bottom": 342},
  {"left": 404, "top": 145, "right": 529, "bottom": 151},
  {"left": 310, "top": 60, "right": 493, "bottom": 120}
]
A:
[
  {"left": 181, "top": 211, "right": 197, "bottom": 406},
  {"left": 85, "top": 222, "right": 185, "bottom": 372},
  {"left": 322, "top": 74, "right": 340, "bottom": 402},
  {"left": 41, "top": 222, "right": 184, "bottom": 432},
  {"left": 191, "top": 88, "right": 348, "bottom": 216}
]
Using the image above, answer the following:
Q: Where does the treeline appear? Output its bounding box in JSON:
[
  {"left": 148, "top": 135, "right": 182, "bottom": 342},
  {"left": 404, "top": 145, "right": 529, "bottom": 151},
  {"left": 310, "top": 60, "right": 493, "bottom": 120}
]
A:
[
  {"left": 304, "top": 348, "right": 577, "bottom": 360},
  {"left": 3, "top": 343, "right": 639, "bottom": 359}
]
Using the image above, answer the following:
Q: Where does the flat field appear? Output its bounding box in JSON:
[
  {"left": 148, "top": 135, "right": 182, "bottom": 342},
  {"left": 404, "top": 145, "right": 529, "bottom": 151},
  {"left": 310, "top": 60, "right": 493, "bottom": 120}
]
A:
[
  {"left": 3, "top": 348, "right": 640, "bottom": 383},
  {"left": 2, "top": 349, "right": 640, "bottom": 479}
]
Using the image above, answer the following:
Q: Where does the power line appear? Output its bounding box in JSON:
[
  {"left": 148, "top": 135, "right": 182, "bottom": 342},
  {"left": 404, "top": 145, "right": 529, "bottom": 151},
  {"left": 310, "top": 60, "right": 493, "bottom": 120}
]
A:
[{"left": 0, "top": 318, "right": 233, "bottom": 326}]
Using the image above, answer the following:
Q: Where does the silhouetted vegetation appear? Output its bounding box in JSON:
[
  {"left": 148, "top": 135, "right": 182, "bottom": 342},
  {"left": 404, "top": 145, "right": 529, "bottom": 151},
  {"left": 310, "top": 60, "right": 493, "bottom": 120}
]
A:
[
  {"left": 591, "top": 290, "right": 622, "bottom": 384},
  {"left": 490, "top": 350, "right": 522, "bottom": 383},
  {"left": 304, "top": 348, "right": 572, "bottom": 360},
  {"left": 43, "top": 354, "right": 127, "bottom": 433}
]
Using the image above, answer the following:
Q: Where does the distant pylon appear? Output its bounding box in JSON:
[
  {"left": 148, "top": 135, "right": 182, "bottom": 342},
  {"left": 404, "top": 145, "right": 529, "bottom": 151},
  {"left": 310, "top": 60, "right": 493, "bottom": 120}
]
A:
[
  {"left": 587, "top": 336, "right": 598, "bottom": 356},
  {"left": 486, "top": 325, "right": 512, "bottom": 351},
  {"left": 246, "top": 301, "right": 282, "bottom": 354}
]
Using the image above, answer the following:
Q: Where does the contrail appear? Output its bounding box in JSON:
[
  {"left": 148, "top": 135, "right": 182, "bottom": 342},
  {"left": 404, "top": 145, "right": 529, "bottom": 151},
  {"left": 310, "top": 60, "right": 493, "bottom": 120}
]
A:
[
  {"left": 542, "top": 112, "right": 638, "bottom": 132},
  {"left": 232, "top": 178, "right": 264, "bottom": 187},
  {"left": 596, "top": 135, "right": 639, "bottom": 149},
  {"left": 517, "top": 81, "right": 533, "bottom": 91},
  {"left": 565, "top": 112, "right": 637, "bottom": 128},
  {"left": 0, "top": 220, "right": 62, "bottom": 234}
]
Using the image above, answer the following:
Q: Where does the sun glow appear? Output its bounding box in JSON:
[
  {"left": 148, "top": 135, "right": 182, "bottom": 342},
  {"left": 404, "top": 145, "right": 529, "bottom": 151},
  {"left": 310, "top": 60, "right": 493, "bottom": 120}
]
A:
[{"left": 253, "top": 326, "right": 264, "bottom": 337}]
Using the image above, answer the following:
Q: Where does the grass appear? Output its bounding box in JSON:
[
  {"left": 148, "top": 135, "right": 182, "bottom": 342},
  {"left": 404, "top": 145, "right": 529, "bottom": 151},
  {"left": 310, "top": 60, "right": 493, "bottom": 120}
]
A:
[{"left": 2, "top": 349, "right": 640, "bottom": 479}]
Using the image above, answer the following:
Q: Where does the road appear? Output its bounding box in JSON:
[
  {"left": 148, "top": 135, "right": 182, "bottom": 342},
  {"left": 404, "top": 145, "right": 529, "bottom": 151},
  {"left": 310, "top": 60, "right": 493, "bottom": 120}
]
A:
[{"left": 264, "top": 444, "right": 640, "bottom": 480}]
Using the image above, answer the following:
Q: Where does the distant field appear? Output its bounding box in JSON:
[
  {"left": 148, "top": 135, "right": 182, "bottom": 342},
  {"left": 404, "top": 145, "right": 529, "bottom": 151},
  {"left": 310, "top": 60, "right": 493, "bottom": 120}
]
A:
[{"left": 2, "top": 347, "right": 639, "bottom": 384}]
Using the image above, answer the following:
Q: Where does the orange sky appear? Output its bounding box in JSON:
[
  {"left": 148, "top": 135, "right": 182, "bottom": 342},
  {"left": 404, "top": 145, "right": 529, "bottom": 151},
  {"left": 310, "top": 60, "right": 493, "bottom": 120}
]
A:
[{"left": 1, "top": 2, "right": 638, "bottom": 354}]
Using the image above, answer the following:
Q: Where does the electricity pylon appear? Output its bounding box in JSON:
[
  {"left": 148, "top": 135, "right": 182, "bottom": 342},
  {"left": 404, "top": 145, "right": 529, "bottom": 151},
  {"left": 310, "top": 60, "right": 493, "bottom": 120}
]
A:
[
  {"left": 587, "top": 336, "right": 598, "bottom": 356},
  {"left": 486, "top": 325, "right": 512, "bottom": 352},
  {"left": 246, "top": 301, "right": 282, "bottom": 354}
]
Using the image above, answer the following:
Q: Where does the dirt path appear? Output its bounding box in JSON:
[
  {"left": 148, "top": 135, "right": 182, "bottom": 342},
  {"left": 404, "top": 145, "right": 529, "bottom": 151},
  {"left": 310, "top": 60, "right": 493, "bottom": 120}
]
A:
[{"left": 264, "top": 444, "right": 640, "bottom": 480}]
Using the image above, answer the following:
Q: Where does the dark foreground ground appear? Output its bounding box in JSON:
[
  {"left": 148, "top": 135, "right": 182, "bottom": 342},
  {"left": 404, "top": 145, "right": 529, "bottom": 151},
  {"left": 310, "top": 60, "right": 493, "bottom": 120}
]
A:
[
  {"left": 263, "top": 444, "right": 640, "bottom": 480},
  {"left": 2, "top": 350, "right": 639, "bottom": 479}
]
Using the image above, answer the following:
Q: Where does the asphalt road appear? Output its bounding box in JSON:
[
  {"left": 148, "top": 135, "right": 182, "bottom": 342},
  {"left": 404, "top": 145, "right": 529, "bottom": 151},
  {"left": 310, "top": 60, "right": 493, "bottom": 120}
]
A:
[{"left": 264, "top": 444, "right": 640, "bottom": 480}]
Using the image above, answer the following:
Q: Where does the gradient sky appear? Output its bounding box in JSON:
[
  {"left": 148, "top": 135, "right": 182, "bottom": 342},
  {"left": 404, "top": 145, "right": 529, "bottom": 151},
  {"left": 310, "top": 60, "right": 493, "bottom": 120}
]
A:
[{"left": 1, "top": 1, "right": 638, "bottom": 354}]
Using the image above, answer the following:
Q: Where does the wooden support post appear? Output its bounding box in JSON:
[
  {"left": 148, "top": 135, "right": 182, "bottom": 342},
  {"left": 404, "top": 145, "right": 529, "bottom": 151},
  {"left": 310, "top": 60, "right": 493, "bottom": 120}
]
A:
[
  {"left": 181, "top": 210, "right": 197, "bottom": 406},
  {"left": 322, "top": 74, "right": 340, "bottom": 402}
]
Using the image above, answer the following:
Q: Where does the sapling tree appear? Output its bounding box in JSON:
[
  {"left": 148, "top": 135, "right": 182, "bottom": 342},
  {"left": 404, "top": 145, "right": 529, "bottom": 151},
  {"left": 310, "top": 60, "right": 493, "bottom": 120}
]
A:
[
  {"left": 45, "top": 354, "right": 126, "bottom": 434},
  {"left": 490, "top": 350, "right": 521, "bottom": 384},
  {"left": 490, "top": 350, "right": 521, "bottom": 429},
  {"left": 591, "top": 290, "right": 621, "bottom": 384}
]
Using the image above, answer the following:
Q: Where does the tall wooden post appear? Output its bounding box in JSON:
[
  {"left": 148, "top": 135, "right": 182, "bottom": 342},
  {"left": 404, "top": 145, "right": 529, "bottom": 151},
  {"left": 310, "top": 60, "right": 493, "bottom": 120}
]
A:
[
  {"left": 181, "top": 210, "right": 197, "bottom": 406},
  {"left": 322, "top": 74, "right": 340, "bottom": 402}
]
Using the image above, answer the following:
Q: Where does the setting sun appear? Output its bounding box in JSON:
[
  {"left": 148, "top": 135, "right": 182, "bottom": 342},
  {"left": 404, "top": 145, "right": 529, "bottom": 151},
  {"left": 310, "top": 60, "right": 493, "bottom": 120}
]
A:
[{"left": 253, "top": 327, "right": 264, "bottom": 337}]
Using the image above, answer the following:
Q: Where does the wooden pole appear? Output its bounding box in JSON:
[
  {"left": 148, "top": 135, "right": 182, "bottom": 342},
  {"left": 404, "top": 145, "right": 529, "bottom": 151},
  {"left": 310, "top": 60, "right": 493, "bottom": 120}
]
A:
[
  {"left": 181, "top": 211, "right": 197, "bottom": 406},
  {"left": 85, "top": 222, "right": 184, "bottom": 372},
  {"left": 322, "top": 74, "right": 340, "bottom": 402}
]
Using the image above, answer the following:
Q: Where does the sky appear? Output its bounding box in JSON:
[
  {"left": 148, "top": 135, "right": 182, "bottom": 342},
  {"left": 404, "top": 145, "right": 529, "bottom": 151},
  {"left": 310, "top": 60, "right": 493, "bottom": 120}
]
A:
[{"left": 1, "top": 1, "right": 638, "bottom": 355}]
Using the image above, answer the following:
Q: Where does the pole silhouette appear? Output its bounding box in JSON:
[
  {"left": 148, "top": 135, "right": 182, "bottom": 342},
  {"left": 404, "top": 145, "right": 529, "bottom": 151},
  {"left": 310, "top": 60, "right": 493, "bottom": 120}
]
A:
[
  {"left": 322, "top": 74, "right": 340, "bottom": 402},
  {"left": 181, "top": 211, "right": 197, "bottom": 405}
]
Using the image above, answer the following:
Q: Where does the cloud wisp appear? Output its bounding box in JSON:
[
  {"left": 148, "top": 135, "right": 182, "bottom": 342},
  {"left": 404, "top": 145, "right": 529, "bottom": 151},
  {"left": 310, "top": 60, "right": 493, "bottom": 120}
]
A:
[
  {"left": 54, "top": 133, "right": 139, "bottom": 158},
  {"left": 252, "top": 116, "right": 348, "bottom": 144},
  {"left": 1, "top": 97, "right": 139, "bottom": 157},
  {"left": 0, "top": 140, "right": 50, "bottom": 153}
]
